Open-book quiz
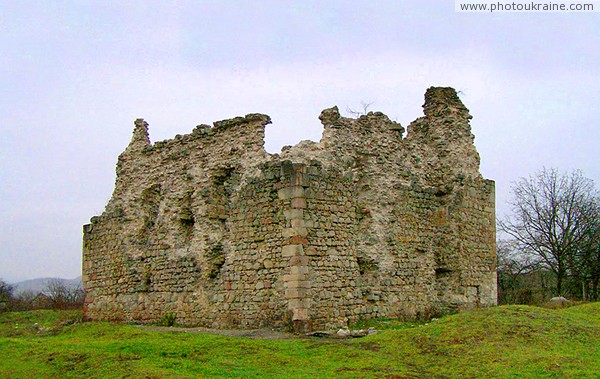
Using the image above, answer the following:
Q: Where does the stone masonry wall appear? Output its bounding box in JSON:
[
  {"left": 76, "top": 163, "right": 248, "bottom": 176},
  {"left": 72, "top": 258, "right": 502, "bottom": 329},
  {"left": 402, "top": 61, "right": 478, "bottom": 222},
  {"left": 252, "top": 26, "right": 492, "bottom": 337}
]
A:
[{"left": 83, "top": 87, "right": 497, "bottom": 331}]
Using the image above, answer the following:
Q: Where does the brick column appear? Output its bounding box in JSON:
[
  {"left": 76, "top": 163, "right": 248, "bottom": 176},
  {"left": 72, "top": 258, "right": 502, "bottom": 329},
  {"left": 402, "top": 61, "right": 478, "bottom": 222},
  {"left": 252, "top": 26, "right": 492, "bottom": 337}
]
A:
[{"left": 278, "top": 162, "right": 311, "bottom": 332}]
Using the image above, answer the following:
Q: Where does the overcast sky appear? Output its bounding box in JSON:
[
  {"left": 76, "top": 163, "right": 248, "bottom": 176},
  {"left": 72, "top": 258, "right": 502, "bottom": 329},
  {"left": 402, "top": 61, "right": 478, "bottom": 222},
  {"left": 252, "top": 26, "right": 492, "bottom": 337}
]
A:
[{"left": 1, "top": 1, "right": 598, "bottom": 283}]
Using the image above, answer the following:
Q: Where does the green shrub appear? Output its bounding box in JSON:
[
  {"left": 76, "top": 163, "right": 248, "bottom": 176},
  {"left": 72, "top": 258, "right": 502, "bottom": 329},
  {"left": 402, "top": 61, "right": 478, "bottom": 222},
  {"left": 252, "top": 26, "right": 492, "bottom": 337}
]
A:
[{"left": 160, "top": 312, "right": 176, "bottom": 327}]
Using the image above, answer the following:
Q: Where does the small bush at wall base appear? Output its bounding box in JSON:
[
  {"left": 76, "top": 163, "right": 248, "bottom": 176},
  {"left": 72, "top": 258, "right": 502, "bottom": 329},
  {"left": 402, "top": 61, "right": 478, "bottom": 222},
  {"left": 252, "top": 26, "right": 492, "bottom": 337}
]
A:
[{"left": 161, "top": 312, "right": 176, "bottom": 327}]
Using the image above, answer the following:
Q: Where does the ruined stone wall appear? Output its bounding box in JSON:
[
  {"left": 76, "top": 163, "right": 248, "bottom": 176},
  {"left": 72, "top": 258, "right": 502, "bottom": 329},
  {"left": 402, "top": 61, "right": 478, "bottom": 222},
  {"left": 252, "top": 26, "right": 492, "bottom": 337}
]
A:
[{"left": 83, "top": 87, "right": 497, "bottom": 331}]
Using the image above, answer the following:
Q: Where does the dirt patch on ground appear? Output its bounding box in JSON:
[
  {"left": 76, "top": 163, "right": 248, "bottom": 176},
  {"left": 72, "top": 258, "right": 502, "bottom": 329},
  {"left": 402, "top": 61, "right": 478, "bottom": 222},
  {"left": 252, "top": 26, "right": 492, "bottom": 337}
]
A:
[
  {"left": 137, "top": 325, "right": 381, "bottom": 341},
  {"left": 136, "top": 325, "right": 298, "bottom": 340}
]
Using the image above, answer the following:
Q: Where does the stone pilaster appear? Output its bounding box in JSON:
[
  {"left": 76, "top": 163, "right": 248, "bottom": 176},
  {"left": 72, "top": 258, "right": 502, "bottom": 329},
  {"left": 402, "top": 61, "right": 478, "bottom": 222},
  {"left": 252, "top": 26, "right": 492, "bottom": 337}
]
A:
[{"left": 278, "top": 162, "right": 312, "bottom": 332}]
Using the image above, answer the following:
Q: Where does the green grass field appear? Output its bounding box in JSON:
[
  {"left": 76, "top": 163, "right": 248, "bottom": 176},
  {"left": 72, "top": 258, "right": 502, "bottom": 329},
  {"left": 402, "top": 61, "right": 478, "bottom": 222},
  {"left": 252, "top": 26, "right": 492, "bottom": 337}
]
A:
[{"left": 1, "top": 303, "right": 599, "bottom": 378}]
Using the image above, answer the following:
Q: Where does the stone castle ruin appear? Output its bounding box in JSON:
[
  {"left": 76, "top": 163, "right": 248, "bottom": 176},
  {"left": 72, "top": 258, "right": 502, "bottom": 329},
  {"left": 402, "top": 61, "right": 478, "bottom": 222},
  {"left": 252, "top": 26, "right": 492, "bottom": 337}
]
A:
[{"left": 83, "top": 87, "right": 497, "bottom": 332}]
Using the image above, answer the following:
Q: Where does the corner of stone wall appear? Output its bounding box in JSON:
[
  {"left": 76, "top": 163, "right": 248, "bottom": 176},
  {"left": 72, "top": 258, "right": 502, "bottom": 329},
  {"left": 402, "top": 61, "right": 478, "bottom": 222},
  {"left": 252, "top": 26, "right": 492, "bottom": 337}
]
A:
[{"left": 404, "top": 87, "right": 482, "bottom": 189}]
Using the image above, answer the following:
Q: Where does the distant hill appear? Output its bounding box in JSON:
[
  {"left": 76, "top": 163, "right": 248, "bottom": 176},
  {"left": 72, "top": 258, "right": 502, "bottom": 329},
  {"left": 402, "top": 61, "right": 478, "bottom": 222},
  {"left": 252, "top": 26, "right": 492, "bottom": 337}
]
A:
[{"left": 12, "top": 277, "right": 82, "bottom": 295}]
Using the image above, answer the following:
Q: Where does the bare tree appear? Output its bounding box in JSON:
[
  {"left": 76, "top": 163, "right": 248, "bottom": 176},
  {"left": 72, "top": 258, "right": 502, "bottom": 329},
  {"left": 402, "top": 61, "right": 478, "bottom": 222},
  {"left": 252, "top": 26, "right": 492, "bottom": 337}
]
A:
[
  {"left": 499, "top": 168, "right": 599, "bottom": 297},
  {"left": 0, "top": 279, "right": 14, "bottom": 311},
  {"left": 346, "top": 101, "right": 374, "bottom": 118},
  {"left": 497, "top": 239, "right": 545, "bottom": 304},
  {"left": 569, "top": 199, "right": 600, "bottom": 300},
  {"left": 44, "top": 279, "right": 85, "bottom": 309},
  {"left": 14, "top": 290, "right": 38, "bottom": 310}
]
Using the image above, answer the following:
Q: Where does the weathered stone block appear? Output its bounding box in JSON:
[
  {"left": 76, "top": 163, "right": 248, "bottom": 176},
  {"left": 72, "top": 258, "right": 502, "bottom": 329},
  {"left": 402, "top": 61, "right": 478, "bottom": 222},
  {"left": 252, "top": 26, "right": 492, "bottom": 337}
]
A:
[
  {"left": 285, "top": 288, "right": 307, "bottom": 299},
  {"left": 291, "top": 198, "right": 307, "bottom": 209},
  {"left": 284, "top": 209, "right": 304, "bottom": 220},
  {"left": 288, "top": 235, "right": 309, "bottom": 245},
  {"left": 287, "top": 298, "right": 311, "bottom": 309},
  {"left": 291, "top": 308, "right": 309, "bottom": 321},
  {"left": 287, "top": 280, "right": 311, "bottom": 289},
  {"left": 289, "top": 255, "right": 309, "bottom": 266},
  {"left": 282, "top": 244, "right": 304, "bottom": 257},
  {"left": 290, "top": 266, "right": 309, "bottom": 275},
  {"left": 278, "top": 186, "right": 305, "bottom": 200},
  {"left": 283, "top": 227, "right": 308, "bottom": 237},
  {"left": 305, "top": 247, "right": 322, "bottom": 256},
  {"left": 283, "top": 273, "right": 307, "bottom": 282}
]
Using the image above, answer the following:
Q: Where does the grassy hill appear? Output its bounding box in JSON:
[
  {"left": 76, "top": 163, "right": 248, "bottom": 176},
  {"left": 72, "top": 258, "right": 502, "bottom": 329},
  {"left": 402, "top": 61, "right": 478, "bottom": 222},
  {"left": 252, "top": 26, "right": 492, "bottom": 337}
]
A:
[{"left": 1, "top": 303, "right": 598, "bottom": 378}]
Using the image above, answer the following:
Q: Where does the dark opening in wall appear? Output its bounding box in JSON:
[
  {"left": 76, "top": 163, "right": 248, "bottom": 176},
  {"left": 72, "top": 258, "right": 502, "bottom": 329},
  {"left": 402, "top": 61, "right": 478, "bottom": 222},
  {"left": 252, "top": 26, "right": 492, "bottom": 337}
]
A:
[
  {"left": 179, "top": 207, "right": 195, "bottom": 235},
  {"left": 207, "top": 243, "right": 225, "bottom": 279},
  {"left": 207, "top": 166, "right": 236, "bottom": 221},
  {"left": 435, "top": 267, "right": 453, "bottom": 277},
  {"left": 139, "top": 271, "right": 152, "bottom": 292},
  {"left": 136, "top": 184, "right": 162, "bottom": 244},
  {"left": 357, "top": 256, "right": 377, "bottom": 275},
  {"left": 213, "top": 167, "right": 235, "bottom": 188}
]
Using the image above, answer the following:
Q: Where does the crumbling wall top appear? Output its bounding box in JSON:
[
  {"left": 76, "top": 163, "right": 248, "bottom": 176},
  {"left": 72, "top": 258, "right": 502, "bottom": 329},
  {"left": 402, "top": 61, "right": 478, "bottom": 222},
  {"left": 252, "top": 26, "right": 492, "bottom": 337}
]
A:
[
  {"left": 125, "top": 118, "right": 151, "bottom": 153},
  {"left": 423, "top": 87, "right": 471, "bottom": 119},
  {"left": 212, "top": 113, "right": 271, "bottom": 131},
  {"left": 119, "top": 87, "right": 482, "bottom": 191}
]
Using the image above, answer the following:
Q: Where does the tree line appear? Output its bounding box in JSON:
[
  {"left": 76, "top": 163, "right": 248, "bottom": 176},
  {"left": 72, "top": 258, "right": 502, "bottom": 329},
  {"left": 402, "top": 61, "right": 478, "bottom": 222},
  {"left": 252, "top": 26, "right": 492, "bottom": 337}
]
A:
[
  {"left": 0, "top": 279, "right": 84, "bottom": 312},
  {"left": 498, "top": 168, "right": 600, "bottom": 304}
]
